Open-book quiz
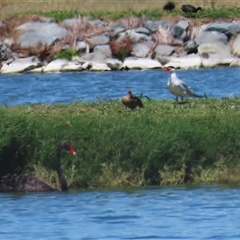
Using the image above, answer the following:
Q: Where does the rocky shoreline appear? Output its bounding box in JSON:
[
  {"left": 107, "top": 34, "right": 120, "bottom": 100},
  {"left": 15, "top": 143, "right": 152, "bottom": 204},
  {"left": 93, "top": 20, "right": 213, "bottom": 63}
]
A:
[{"left": 0, "top": 15, "right": 240, "bottom": 74}]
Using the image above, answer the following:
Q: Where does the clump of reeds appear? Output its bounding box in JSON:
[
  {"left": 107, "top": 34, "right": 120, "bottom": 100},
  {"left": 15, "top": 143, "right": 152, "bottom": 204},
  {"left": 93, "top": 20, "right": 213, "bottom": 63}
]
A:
[
  {"left": 151, "top": 25, "right": 175, "bottom": 45},
  {"left": 59, "top": 16, "right": 109, "bottom": 49},
  {"left": 109, "top": 35, "right": 132, "bottom": 61}
]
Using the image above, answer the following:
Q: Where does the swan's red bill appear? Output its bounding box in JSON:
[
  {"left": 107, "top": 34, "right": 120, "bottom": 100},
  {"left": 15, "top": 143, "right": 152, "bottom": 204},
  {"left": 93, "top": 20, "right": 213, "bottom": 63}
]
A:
[{"left": 69, "top": 145, "right": 76, "bottom": 155}]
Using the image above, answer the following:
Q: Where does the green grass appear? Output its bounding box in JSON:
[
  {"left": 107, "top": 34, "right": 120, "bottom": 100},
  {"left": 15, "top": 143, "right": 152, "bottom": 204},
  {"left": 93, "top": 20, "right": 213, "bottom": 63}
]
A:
[
  {"left": 53, "top": 48, "right": 79, "bottom": 60},
  {"left": 28, "top": 7, "right": 240, "bottom": 22},
  {"left": 2, "top": 6, "right": 240, "bottom": 22},
  {"left": 1, "top": 98, "right": 240, "bottom": 189}
]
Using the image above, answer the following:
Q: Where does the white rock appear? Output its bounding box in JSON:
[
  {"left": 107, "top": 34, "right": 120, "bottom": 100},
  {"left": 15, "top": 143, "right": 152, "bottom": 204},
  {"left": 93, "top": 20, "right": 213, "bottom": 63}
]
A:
[
  {"left": 30, "top": 67, "right": 44, "bottom": 73},
  {"left": 164, "top": 54, "right": 202, "bottom": 69},
  {"left": 123, "top": 57, "right": 162, "bottom": 69},
  {"left": 61, "top": 61, "right": 82, "bottom": 71},
  {"left": 105, "top": 58, "right": 123, "bottom": 70},
  {"left": 201, "top": 55, "right": 236, "bottom": 67},
  {"left": 43, "top": 59, "right": 69, "bottom": 72},
  {"left": 229, "top": 57, "right": 240, "bottom": 67},
  {"left": 76, "top": 41, "right": 88, "bottom": 51},
  {"left": 198, "top": 41, "right": 231, "bottom": 56},
  {"left": 90, "top": 62, "right": 111, "bottom": 71},
  {"left": 0, "top": 57, "right": 40, "bottom": 74},
  {"left": 198, "top": 41, "right": 233, "bottom": 67},
  {"left": 232, "top": 34, "right": 240, "bottom": 57},
  {"left": 81, "top": 61, "right": 92, "bottom": 70}
]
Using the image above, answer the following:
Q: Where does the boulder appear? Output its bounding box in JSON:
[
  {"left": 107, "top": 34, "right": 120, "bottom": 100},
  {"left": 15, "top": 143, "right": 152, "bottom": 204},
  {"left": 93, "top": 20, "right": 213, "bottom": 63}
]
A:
[
  {"left": 81, "top": 52, "right": 107, "bottom": 62},
  {"left": 144, "top": 20, "right": 170, "bottom": 33},
  {"left": 173, "top": 25, "right": 187, "bottom": 41},
  {"left": 17, "top": 22, "right": 67, "bottom": 47},
  {"left": 43, "top": 59, "right": 69, "bottom": 72},
  {"left": 123, "top": 57, "right": 162, "bottom": 69},
  {"left": 108, "top": 22, "right": 127, "bottom": 33},
  {"left": 162, "top": 54, "right": 202, "bottom": 69},
  {"left": 134, "top": 27, "right": 151, "bottom": 35},
  {"left": 155, "top": 45, "right": 174, "bottom": 57},
  {"left": 229, "top": 57, "right": 240, "bottom": 67},
  {"left": 76, "top": 41, "right": 89, "bottom": 53},
  {"left": 184, "top": 40, "right": 198, "bottom": 54},
  {"left": 205, "top": 21, "right": 240, "bottom": 35},
  {"left": 86, "top": 34, "right": 110, "bottom": 48},
  {"left": 61, "top": 61, "right": 82, "bottom": 71},
  {"left": 176, "top": 20, "right": 189, "bottom": 31},
  {"left": 105, "top": 58, "right": 123, "bottom": 70},
  {"left": 1, "top": 56, "right": 41, "bottom": 74},
  {"left": 198, "top": 41, "right": 231, "bottom": 57},
  {"left": 131, "top": 43, "right": 152, "bottom": 58},
  {"left": 93, "top": 44, "right": 112, "bottom": 58},
  {"left": 0, "top": 43, "right": 13, "bottom": 61},
  {"left": 195, "top": 30, "right": 228, "bottom": 45},
  {"left": 90, "top": 62, "right": 111, "bottom": 71},
  {"left": 198, "top": 41, "right": 233, "bottom": 67},
  {"left": 118, "top": 30, "right": 150, "bottom": 43},
  {"left": 232, "top": 34, "right": 240, "bottom": 57}
]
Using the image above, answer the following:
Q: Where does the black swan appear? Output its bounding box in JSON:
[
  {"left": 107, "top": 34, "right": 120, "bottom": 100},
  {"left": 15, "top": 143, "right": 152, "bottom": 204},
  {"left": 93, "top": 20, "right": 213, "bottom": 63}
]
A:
[
  {"left": 0, "top": 140, "right": 76, "bottom": 193},
  {"left": 163, "top": 1, "right": 175, "bottom": 11},
  {"left": 181, "top": 4, "right": 202, "bottom": 14},
  {"left": 121, "top": 91, "right": 144, "bottom": 110}
]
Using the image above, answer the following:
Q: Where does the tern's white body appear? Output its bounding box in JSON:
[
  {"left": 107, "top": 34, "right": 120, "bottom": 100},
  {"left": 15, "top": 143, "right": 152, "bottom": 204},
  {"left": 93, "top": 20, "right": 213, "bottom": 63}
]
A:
[
  {"left": 164, "top": 66, "right": 203, "bottom": 102},
  {"left": 167, "top": 71, "right": 195, "bottom": 98}
]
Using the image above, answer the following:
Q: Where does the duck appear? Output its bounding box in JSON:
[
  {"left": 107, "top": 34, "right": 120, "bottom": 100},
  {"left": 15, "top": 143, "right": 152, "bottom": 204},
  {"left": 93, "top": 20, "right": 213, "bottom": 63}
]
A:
[
  {"left": 0, "top": 140, "right": 76, "bottom": 193},
  {"left": 121, "top": 91, "right": 144, "bottom": 110},
  {"left": 163, "top": 1, "right": 175, "bottom": 11},
  {"left": 181, "top": 4, "right": 202, "bottom": 13},
  {"left": 163, "top": 66, "right": 206, "bottom": 103}
]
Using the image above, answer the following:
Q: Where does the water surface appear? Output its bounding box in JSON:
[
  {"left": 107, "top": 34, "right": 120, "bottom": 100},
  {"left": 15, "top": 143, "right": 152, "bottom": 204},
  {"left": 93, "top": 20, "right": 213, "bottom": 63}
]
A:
[
  {"left": 0, "top": 185, "right": 240, "bottom": 239},
  {"left": 0, "top": 68, "right": 240, "bottom": 106}
]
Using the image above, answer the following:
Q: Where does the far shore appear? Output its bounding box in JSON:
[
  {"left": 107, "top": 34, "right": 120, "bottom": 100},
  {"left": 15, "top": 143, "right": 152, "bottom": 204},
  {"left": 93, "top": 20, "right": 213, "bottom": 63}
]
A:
[{"left": 1, "top": 6, "right": 240, "bottom": 74}]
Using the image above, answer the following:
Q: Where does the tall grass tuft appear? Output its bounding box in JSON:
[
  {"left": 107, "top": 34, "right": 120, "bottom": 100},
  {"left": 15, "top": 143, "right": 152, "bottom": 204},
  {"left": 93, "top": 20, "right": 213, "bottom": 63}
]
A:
[{"left": 109, "top": 36, "right": 132, "bottom": 61}]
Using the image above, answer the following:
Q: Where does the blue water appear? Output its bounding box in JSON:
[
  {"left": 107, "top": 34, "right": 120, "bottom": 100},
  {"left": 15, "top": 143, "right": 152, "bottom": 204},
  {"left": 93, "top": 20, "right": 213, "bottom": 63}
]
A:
[
  {"left": 1, "top": 69, "right": 240, "bottom": 239},
  {"left": 0, "top": 67, "right": 240, "bottom": 106},
  {"left": 1, "top": 185, "right": 240, "bottom": 239}
]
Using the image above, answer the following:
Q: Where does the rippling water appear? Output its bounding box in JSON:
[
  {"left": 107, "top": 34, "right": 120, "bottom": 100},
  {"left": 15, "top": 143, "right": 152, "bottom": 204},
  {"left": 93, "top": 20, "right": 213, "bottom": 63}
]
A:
[
  {"left": 1, "top": 67, "right": 240, "bottom": 106},
  {"left": 1, "top": 185, "right": 240, "bottom": 239},
  {"left": 1, "top": 69, "right": 240, "bottom": 239}
]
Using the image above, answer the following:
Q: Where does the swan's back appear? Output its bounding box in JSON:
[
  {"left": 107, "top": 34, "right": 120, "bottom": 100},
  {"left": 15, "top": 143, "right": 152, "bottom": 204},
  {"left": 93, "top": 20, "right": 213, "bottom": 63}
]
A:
[{"left": 0, "top": 174, "right": 57, "bottom": 192}]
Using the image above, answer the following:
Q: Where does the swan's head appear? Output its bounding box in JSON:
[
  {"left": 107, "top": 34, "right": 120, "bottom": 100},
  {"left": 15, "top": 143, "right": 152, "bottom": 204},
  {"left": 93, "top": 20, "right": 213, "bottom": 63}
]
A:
[
  {"left": 163, "top": 66, "right": 176, "bottom": 73},
  {"left": 60, "top": 140, "right": 76, "bottom": 155}
]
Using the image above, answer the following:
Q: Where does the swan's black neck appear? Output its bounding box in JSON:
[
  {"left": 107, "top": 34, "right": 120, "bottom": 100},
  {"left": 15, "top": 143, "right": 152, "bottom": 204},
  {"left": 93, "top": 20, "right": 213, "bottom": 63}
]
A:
[{"left": 55, "top": 145, "right": 68, "bottom": 191}]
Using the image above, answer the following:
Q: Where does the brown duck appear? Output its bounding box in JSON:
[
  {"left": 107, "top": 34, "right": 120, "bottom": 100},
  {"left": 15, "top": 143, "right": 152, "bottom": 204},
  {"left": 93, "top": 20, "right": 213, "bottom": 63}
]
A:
[
  {"left": 121, "top": 91, "right": 144, "bottom": 110},
  {"left": 0, "top": 140, "right": 76, "bottom": 193}
]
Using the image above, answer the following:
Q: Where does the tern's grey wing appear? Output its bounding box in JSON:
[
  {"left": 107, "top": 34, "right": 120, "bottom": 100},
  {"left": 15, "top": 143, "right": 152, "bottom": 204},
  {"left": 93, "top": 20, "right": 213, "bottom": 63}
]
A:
[{"left": 179, "top": 81, "right": 194, "bottom": 95}]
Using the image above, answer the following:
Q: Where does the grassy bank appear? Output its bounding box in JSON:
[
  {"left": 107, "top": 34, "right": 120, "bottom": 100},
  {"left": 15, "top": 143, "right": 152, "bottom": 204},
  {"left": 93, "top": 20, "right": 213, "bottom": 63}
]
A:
[
  {"left": 1, "top": 0, "right": 240, "bottom": 20},
  {"left": 1, "top": 98, "right": 240, "bottom": 189}
]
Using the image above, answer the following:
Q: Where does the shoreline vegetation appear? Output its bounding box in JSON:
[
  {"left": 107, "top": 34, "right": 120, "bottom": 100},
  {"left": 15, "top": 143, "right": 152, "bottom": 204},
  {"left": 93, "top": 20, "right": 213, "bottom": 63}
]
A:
[{"left": 2, "top": 98, "right": 240, "bottom": 189}]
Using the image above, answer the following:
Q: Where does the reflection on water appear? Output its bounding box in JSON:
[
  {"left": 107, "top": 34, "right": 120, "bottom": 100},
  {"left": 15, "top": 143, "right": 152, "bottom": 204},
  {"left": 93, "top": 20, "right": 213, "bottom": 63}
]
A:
[
  {"left": 0, "top": 67, "right": 240, "bottom": 106},
  {"left": 0, "top": 185, "right": 240, "bottom": 239}
]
